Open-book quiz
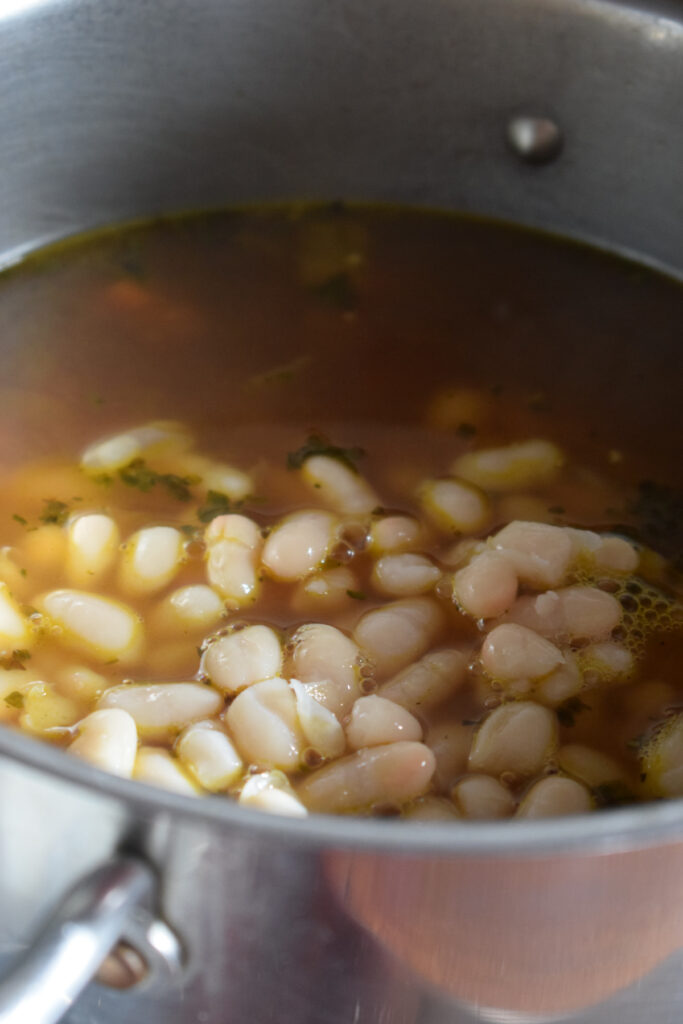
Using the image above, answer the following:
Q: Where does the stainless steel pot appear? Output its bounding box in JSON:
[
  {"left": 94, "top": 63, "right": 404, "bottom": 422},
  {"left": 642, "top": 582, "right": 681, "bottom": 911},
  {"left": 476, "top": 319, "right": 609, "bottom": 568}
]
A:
[{"left": 0, "top": 1, "right": 682, "bottom": 1023}]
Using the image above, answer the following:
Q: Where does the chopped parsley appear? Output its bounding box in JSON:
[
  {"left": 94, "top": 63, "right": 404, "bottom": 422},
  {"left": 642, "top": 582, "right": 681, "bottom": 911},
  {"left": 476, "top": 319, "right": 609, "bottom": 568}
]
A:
[
  {"left": 4, "top": 691, "right": 24, "bottom": 709},
  {"left": 287, "top": 434, "right": 365, "bottom": 473},
  {"left": 556, "top": 696, "right": 591, "bottom": 728},
  {"left": 12, "top": 514, "right": 27, "bottom": 526},
  {"left": 39, "top": 499, "right": 70, "bottom": 526},
  {"left": 346, "top": 589, "right": 366, "bottom": 601},
  {"left": 196, "top": 490, "right": 241, "bottom": 524},
  {"left": 592, "top": 780, "right": 636, "bottom": 808},
  {"left": 309, "top": 272, "right": 356, "bottom": 311},
  {"left": 0, "top": 649, "right": 31, "bottom": 672},
  {"left": 117, "top": 458, "right": 198, "bottom": 502}
]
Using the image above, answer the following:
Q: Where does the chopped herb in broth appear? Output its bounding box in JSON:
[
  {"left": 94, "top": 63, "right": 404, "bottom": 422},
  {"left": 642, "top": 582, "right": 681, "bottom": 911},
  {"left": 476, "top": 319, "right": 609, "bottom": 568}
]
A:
[{"left": 0, "top": 204, "right": 681, "bottom": 821}]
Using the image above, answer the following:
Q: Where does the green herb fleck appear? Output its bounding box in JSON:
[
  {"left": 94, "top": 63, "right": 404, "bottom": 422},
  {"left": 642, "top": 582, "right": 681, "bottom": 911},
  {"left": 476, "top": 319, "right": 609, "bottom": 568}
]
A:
[
  {"left": 19, "top": 568, "right": 27, "bottom": 578},
  {"left": 346, "top": 589, "right": 366, "bottom": 601},
  {"left": 556, "top": 696, "right": 591, "bottom": 728},
  {"left": 456, "top": 422, "right": 477, "bottom": 439},
  {"left": 309, "top": 272, "right": 356, "bottom": 311},
  {"left": 548, "top": 505, "right": 566, "bottom": 516},
  {"left": 4, "top": 691, "right": 24, "bottom": 710},
  {"left": 12, "top": 514, "right": 27, "bottom": 526},
  {"left": 592, "top": 780, "right": 636, "bottom": 808},
  {"left": 462, "top": 717, "right": 482, "bottom": 727},
  {"left": 197, "top": 490, "right": 240, "bottom": 524},
  {"left": 117, "top": 459, "right": 197, "bottom": 502},
  {"left": 0, "top": 649, "right": 31, "bottom": 671},
  {"left": 179, "top": 524, "right": 202, "bottom": 539},
  {"left": 287, "top": 434, "right": 365, "bottom": 473},
  {"left": 39, "top": 499, "right": 69, "bottom": 526}
]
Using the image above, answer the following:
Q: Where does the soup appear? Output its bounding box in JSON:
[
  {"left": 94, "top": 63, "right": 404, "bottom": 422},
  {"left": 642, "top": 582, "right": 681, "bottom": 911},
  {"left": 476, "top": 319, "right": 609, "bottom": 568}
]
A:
[{"left": 0, "top": 205, "right": 681, "bottom": 820}]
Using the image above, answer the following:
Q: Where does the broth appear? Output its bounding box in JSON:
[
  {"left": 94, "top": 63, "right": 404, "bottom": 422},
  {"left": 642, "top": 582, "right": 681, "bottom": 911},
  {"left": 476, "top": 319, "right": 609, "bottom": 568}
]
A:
[{"left": 0, "top": 204, "right": 681, "bottom": 819}]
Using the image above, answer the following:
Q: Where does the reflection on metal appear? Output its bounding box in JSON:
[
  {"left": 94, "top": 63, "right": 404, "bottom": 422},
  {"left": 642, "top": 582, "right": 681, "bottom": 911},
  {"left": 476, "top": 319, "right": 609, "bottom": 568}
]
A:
[{"left": 506, "top": 117, "right": 563, "bottom": 165}]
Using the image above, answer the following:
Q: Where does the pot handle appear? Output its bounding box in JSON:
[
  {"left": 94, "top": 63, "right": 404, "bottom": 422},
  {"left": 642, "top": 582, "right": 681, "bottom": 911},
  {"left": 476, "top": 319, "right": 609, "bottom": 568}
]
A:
[{"left": 0, "top": 855, "right": 183, "bottom": 1024}]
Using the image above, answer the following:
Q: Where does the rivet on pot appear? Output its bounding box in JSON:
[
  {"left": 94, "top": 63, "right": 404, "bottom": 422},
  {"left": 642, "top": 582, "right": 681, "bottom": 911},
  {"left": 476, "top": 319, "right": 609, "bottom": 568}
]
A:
[
  {"left": 506, "top": 116, "right": 563, "bottom": 164},
  {"left": 96, "top": 940, "right": 148, "bottom": 989}
]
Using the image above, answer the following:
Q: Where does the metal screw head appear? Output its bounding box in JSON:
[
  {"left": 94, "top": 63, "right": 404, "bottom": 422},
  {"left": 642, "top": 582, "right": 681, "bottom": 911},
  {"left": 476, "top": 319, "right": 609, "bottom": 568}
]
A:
[{"left": 506, "top": 116, "right": 563, "bottom": 164}]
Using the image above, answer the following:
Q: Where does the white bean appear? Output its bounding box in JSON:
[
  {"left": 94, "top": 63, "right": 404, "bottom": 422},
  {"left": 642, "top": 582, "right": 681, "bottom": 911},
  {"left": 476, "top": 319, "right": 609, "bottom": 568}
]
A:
[
  {"left": 346, "top": 695, "right": 422, "bottom": 750},
  {"left": 452, "top": 439, "right": 563, "bottom": 492},
  {"left": 594, "top": 536, "right": 639, "bottom": 573},
  {"left": 380, "top": 648, "right": 468, "bottom": 711},
  {"left": 81, "top": 420, "right": 191, "bottom": 473},
  {"left": 372, "top": 553, "right": 441, "bottom": 597},
  {"left": 503, "top": 587, "right": 622, "bottom": 642},
  {"left": 290, "top": 679, "right": 346, "bottom": 759},
  {"left": 453, "top": 552, "right": 518, "bottom": 620},
  {"left": 66, "top": 514, "right": 120, "bottom": 586},
  {"left": 239, "top": 772, "right": 308, "bottom": 817},
  {"left": 469, "top": 701, "right": 558, "bottom": 777},
  {"left": 68, "top": 708, "right": 138, "bottom": 777},
  {"left": 56, "top": 665, "right": 107, "bottom": 702},
  {"left": 425, "top": 717, "right": 473, "bottom": 789},
  {"left": 22, "top": 524, "right": 67, "bottom": 574},
  {"left": 119, "top": 526, "right": 184, "bottom": 596},
  {"left": 98, "top": 682, "right": 222, "bottom": 738},
  {"left": 176, "top": 720, "right": 243, "bottom": 790},
  {"left": 225, "top": 677, "right": 305, "bottom": 770},
  {"left": 418, "top": 477, "right": 490, "bottom": 534},
  {"left": 403, "top": 796, "right": 461, "bottom": 821},
  {"left": 170, "top": 453, "right": 252, "bottom": 502},
  {"left": 451, "top": 774, "right": 515, "bottom": 820},
  {"left": 133, "top": 747, "right": 200, "bottom": 795},
  {"left": 641, "top": 713, "right": 683, "bottom": 797},
  {"left": 516, "top": 776, "right": 592, "bottom": 818},
  {"left": 40, "top": 589, "right": 143, "bottom": 663},
  {"left": 490, "top": 521, "right": 573, "bottom": 588},
  {"left": 261, "top": 510, "right": 338, "bottom": 581},
  {"left": 20, "top": 682, "right": 83, "bottom": 733},
  {"left": 369, "top": 515, "right": 424, "bottom": 555},
  {"left": 285, "top": 623, "right": 362, "bottom": 719},
  {"left": 297, "top": 741, "right": 436, "bottom": 813},
  {"left": 205, "top": 514, "right": 262, "bottom": 608},
  {"left": 536, "top": 655, "right": 583, "bottom": 705},
  {"left": 153, "top": 584, "right": 225, "bottom": 635},
  {"left": 481, "top": 624, "right": 564, "bottom": 682},
  {"left": 292, "top": 566, "right": 357, "bottom": 614},
  {"left": 202, "top": 625, "right": 282, "bottom": 695},
  {"left": 301, "top": 454, "right": 378, "bottom": 515},
  {"left": 0, "top": 581, "right": 33, "bottom": 656},
  {"left": 558, "top": 744, "right": 627, "bottom": 788},
  {"left": 579, "top": 641, "right": 634, "bottom": 683},
  {"left": 354, "top": 597, "right": 444, "bottom": 678}
]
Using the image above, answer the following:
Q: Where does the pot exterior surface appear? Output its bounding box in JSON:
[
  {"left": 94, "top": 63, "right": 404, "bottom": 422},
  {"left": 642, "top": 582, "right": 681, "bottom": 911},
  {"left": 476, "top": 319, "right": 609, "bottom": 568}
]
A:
[{"left": 0, "top": 1, "right": 682, "bottom": 1023}]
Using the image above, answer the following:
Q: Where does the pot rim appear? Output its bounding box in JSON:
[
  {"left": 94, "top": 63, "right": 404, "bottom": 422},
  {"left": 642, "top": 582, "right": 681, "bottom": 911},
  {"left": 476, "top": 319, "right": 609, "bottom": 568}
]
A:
[{"left": 1, "top": 726, "right": 681, "bottom": 856}]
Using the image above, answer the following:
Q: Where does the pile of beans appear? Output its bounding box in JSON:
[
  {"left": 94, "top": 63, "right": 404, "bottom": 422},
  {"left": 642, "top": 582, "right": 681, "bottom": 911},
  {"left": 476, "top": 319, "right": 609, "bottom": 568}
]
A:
[{"left": 1, "top": 418, "right": 681, "bottom": 821}]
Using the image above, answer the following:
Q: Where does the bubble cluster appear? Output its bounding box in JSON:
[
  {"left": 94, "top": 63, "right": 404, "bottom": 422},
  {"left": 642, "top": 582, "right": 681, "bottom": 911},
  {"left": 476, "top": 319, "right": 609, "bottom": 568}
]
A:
[{"left": 612, "top": 578, "right": 683, "bottom": 658}]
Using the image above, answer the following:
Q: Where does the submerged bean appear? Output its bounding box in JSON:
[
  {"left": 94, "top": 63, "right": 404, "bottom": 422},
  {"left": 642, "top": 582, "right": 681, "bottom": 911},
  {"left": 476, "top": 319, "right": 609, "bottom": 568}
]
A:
[
  {"left": 481, "top": 624, "right": 564, "bottom": 682},
  {"left": 369, "top": 515, "right": 424, "bottom": 555},
  {"left": 205, "top": 514, "right": 262, "bottom": 608},
  {"left": 425, "top": 717, "right": 473, "bottom": 790},
  {"left": 239, "top": 771, "right": 308, "bottom": 817},
  {"left": 0, "top": 581, "right": 33, "bottom": 656},
  {"left": 40, "top": 589, "right": 143, "bottom": 663},
  {"left": 418, "top": 477, "right": 490, "bottom": 534},
  {"left": 98, "top": 682, "right": 222, "bottom": 738},
  {"left": 641, "top": 713, "right": 683, "bottom": 798},
  {"left": 380, "top": 648, "right": 468, "bottom": 711},
  {"left": 297, "top": 741, "right": 436, "bottom": 813},
  {"left": 262, "top": 509, "right": 338, "bottom": 581},
  {"left": 372, "top": 553, "right": 442, "bottom": 597},
  {"left": 226, "top": 676, "right": 305, "bottom": 770},
  {"left": 68, "top": 708, "right": 138, "bottom": 777},
  {"left": 203, "top": 625, "right": 282, "bottom": 695},
  {"left": 133, "top": 747, "right": 200, "bottom": 795},
  {"left": 517, "top": 776, "right": 592, "bottom": 818},
  {"left": 81, "top": 420, "right": 191, "bottom": 473},
  {"left": 452, "top": 439, "right": 563, "bottom": 492},
  {"left": 453, "top": 551, "right": 518, "bottom": 620},
  {"left": 285, "top": 623, "right": 362, "bottom": 719},
  {"left": 66, "top": 514, "right": 120, "bottom": 586},
  {"left": 469, "top": 701, "right": 558, "bottom": 777},
  {"left": 176, "top": 720, "right": 243, "bottom": 790},
  {"left": 503, "top": 586, "right": 622, "bottom": 642},
  {"left": 119, "top": 526, "right": 184, "bottom": 595},
  {"left": 290, "top": 678, "right": 346, "bottom": 759},
  {"left": 451, "top": 774, "right": 515, "bottom": 820},
  {"left": 354, "top": 597, "right": 444, "bottom": 678},
  {"left": 490, "top": 521, "right": 573, "bottom": 589},
  {"left": 346, "top": 695, "right": 422, "bottom": 750}
]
